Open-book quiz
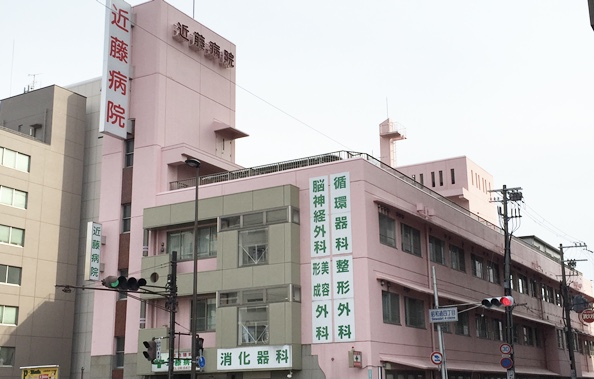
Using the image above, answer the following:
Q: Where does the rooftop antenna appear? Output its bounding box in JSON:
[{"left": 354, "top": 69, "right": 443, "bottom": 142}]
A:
[{"left": 25, "top": 73, "right": 42, "bottom": 93}]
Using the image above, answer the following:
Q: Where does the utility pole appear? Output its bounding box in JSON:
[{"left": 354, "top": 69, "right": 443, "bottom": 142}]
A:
[
  {"left": 490, "top": 185, "right": 522, "bottom": 379},
  {"left": 432, "top": 266, "right": 448, "bottom": 379},
  {"left": 167, "top": 251, "right": 178, "bottom": 379},
  {"left": 560, "top": 242, "right": 588, "bottom": 379}
]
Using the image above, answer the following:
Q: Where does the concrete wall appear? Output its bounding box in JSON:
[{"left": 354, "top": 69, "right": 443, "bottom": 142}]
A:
[{"left": 0, "top": 85, "right": 86, "bottom": 379}]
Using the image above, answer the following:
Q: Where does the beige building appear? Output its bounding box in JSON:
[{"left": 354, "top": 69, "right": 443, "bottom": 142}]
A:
[{"left": 0, "top": 85, "right": 87, "bottom": 379}]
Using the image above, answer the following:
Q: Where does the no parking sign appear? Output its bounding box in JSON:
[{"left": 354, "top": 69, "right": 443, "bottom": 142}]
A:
[{"left": 430, "top": 352, "right": 443, "bottom": 365}]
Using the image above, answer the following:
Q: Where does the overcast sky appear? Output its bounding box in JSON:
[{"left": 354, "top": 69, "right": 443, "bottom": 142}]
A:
[{"left": 1, "top": 0, "right": 593, "bottom": 282}]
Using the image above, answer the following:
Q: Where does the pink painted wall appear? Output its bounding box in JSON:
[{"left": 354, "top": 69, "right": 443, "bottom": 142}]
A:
[
  {"left": 92, "top": 0, "right": 239, "bottom": 356},
  {"left": 397, "top": 156, "right": 498, "bottom": 225},
  {"left": 153, "top": 156, "right": 593, "bottom": 377}
]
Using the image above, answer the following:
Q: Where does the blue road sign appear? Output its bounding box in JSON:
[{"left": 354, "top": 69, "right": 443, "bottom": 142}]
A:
[{"left": 500, "top": 357, "right": 513, "bottom": 369}]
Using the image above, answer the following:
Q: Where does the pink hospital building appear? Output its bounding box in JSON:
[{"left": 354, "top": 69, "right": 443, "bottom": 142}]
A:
[{"left": 0, "top": 1, "right": 593, "bottom": 379}]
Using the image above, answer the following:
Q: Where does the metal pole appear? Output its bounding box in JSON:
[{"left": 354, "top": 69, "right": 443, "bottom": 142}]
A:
[
  {"left": 432, "top": 266, "right": 447, "bottom": 379},
  {"left": 186, "top": 159, "right": 201, "bottom": 379},
  {"left": 169, "top": 251, "right": 177, "bottom": 379},
  {"left": 561, "top": 244, "right": 578, "bottom": 379},
  {"left": 502, "top": 185, "right": 516, "bottom": 379}
]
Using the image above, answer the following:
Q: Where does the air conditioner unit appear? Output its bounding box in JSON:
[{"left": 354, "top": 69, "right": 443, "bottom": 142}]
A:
[{"left": 416, "top": 203, "right": 424, "bottom": 212}]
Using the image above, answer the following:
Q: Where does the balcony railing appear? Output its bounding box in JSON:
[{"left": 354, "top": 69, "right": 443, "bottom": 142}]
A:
[{"left": 169, "top": 151, "right": 500, "bottom": 230}]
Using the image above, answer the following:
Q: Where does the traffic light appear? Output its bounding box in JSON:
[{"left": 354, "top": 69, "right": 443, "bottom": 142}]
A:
[
  {"left": 143, "top": 340, "right": 157, "bottom": 362},
  {"left": 481, "top": 296, "right": 514, "bottom": 308},
  {"left": 101, "top": 275, "right": 147, "bottom": 291},
  {"left": 196, "top": 335, "right": 204, "bottom": 357}
]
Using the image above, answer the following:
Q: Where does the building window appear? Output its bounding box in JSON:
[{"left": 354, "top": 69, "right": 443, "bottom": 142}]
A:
[
  {"left": 0, "top": 306, "right": 18, "bottom": 325},
  {"left": 404, "top": 297, "right": 425, "bottom": 328},
  {"left": 401, "top": 223, "right": 421, "bottom": 257},
  {"left": 0, "top": 147, "right": 30, "bottom": 172},
  {"left": 0, "top": 225, "right": 24, "bottom": 246},
  {"left": 434, "top": 319, "right": 450, "bottom": 333},
  {"left": 0, "top": 346, "right": 15, "bottom": 366},
  {"left": 122, "top": 203, "right": 131, "bottom": 233},
  {"left": 115, "top": 337, "right": 125, "bottom": 368},
  {"left": 419, "top": 173, "right": 424, "bottom": 186},
  {"left": 542, "top": 285, "right": 554, "bottom": 303},
  {"left": 140, "top": 301, "right": 146, "bottom": 329},
  {"left": 220, "top": 215, "right": 240, "bottom": 230},
  {"left": 523, "top": 326, "right": 535, "bottom": 346},
  {"left": 518, "top": 274, "right": 528, "bottom": 294},
  {"left": 438, "top": 170, "right": 443, "bottom": 186},
  {"left": 197, "top": 225, "right": 218, "bottom": 258},
  {"left": 429, "top": 236, "right": 446, "bottom": 265},
  {"left": 239, "top": 306, "right": 268, "bottom": 345},
  {"left": 476, "top": 316, "right": 488, "bottom": 339},
  {"left": 471, "top": 255, "right": 483, "bottom": 279},
  {"left": 451, "top": 168, "right": 455, "bottom": 184},
  {"left": 486, "top": 261, "right": 500, "bottom": 284},
  {"left": 450, "top": 245, "right": 465, "bottom": 272},
  {"left": 124, "top": 138, "right": 134, "bottom": 167},
  {"left": 219, "top": 286, "right": 293, "bottom": 307},
  {"left": 455, "top": 312, "right": 469, "bottom": 336},
  {"left": 194, "top": 297, "right": 216, "bottom": 332},
  {"left": 554, "top": 290, "right": 562, "bottom": 307},
  {"left": 512, "top": 325, "right": 519, "bottom": 344},
  {"left": 219, "top": 207, "right": 294, "bottom": 231},
  {"left": 239, "top": 228, "right": 268, "bottom": 266},
  {"left": 379, "top": 213, "right": 396, "bottom": 248},
  {"left": 0, "top": 186, "right": 27, "bottom": 209},
  {"left": 0, "top": 265, "right": 21, "bottom": 285},
  {"left": 166, "top": 224, "right": 218, "bottom": 260},
  {"left": 219, "top": 291, "right": 238, "bottom": 306},
  {"left": 431, "top": 172, "right": 436, "bottom": 187},
  {"left": 529, "top": 279, "right": 538, "bottom": 298},
  {"left": 382, "top": 291, "right": 400, "bottom": 324},
  {"left": 492, "top": 319, "right": 504, "bottom": 341}
]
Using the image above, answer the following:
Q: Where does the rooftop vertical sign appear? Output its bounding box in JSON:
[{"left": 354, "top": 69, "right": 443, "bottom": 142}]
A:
[{"left": 99, "top": 0, "right": 132, "bottom": 140}]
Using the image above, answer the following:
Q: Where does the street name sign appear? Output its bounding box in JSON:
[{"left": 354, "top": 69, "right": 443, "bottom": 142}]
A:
[{"left": 429, "top": 307, "right": 458, "bottom": 323}]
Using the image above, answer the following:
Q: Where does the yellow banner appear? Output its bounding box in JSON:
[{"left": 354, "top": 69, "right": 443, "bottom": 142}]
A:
[{"left": 21, "top": 366, "right": 59, "bottom": 379}]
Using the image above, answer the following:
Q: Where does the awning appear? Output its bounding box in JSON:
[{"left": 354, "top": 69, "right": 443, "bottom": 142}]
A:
[
  {"left": 375, "top": 272, "right": 433, "bottom": 295},
  {"left": 380, "top": 355, "right": 559, "bottom": 376},
  {"left": 212, "top": 120, "right": 248, "bottom": 140},
  {"left": 379, "top": 354, "right": 433, "bottom": 370}
]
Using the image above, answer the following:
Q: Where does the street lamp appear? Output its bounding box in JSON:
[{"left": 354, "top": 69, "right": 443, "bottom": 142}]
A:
[{"left": 185, "top": 158, "right": 200, "bottom": 379}]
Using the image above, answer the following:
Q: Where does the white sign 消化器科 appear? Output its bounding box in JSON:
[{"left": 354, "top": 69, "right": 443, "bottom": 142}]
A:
[
  {"left": 217, "top": 345, "right": 291, "bottom": 371},
  {"left": 429, "top": 307, "right": 458, "bottom": 323}
]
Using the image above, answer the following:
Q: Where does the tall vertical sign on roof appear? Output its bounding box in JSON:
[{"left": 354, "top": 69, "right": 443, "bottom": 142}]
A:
[{"left": 99, "top": 0, "right": 132, "bottom": 140}]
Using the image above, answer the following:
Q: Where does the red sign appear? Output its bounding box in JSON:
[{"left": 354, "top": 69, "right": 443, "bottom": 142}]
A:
[
  {"left": 353, "top": 351, "right": 362, "bottom": 368},
  {"left": 579, "top": 308, "right": 594, "bottom": 324},
  {"left": 430, "top": 352, "right": 443, "bottom": 365},
  {"left": 499, "top": 343, "right": 512, "bottom": 355}
]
